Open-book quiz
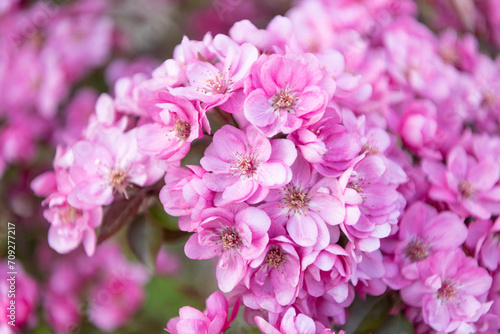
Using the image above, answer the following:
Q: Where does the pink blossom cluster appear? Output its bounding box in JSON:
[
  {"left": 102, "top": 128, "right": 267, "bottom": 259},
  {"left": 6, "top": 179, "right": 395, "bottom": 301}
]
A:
[
  {"left": 0, "top": 0, "right": 117, "bottom": 179},
  {"left": 41, "top": 242, "right": 151, "bottom": 333},
  {"left": 0, "top": 0, "right": 180, "bottom": 180},
  {"left": 0, "top": 261, "right": 38, "bottom": 333},
  {"left": 417, "top": 0, "right": 500, "bottom": 50},
  {"left": 29, "top": 0, "right": 500, "bottom": 333},
  {"left": 31, "top": 92, "right": 166, "bottom": 256},
  {"left": 167, "top": 291, "right": 345, "bottom": 334}
]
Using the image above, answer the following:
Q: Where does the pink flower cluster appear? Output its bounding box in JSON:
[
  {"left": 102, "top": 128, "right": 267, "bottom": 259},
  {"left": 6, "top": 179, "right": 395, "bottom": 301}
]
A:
[
  {"left": 0, "top": 0, "right": 116, "bottom": 178},
  {"left": 418, "top": 0, "right": 500, "bottom": 50},
  {"left": 0, "top": 261, "right": 38, "bottom": 332},
  {"left": 41, "top": 242, "right": 150, "bottom": 333},
  {"left": 31, "top": 0, "right": 500, "bottom": 333}
]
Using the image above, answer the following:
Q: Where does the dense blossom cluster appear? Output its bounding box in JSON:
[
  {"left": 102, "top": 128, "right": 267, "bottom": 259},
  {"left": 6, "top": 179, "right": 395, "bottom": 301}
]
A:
[
  {"left": 7, "top": 0, "right": 499, "bottom": 333},
  {"left": 0, "top": 0, "right": 115, "bottom": 179},
  {"left": 42, "top": 242, "right": 152, "bottom": 333},
  {"left": 417, "top": 0, "right": 500, "bottom": 49},
  {"left": 0, "top": 241, "right": 178, "bottom": 334}
]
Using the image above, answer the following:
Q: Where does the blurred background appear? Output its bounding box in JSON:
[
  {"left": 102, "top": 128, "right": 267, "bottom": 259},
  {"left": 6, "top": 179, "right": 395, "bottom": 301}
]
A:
[{"left": 0, "top": 0, "right": 498, "bottom": 333}]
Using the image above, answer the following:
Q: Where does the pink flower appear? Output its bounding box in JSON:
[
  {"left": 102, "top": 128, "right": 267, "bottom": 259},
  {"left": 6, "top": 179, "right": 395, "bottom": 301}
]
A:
[
  {"left": 87, "top": 243, "right": 149, "bottom": 332},
  {"left": 185, "top": 206, "right": 271, "bottom": 292},
  {"left": 70, "top": 127, "right": 165, "bottom": 207},
  {"left": 166, "top": 291, "right": 239, "bottom": 334},
  {"left": 260, "top": 154, "right": 344, "bottom": 249},
  {"left": 170, "top": 34, "right": 258, "bottom": 109},
  {"left": 467, "top": 217, "right": 500, "bottom": 271},
  {"left": 255, "top": 307, "right": 344, "bottom": 334},
  {"left": 201, "top": 124, "right": 296, "bottom": 205},
  {"left": 401, "top": 250, "right": 492, "bottom": 332},
  {"left": 479, "top": 271, "right": 500, "bottom": 333},
  {"left": 301, "top": 244, "right": 352, "bottom": 303},
  {"left": 0, "top": 262, "right": 38, "bottom": 329},
  {"left": 393, "top": 201, "right": 468, "bottom": 282},
  {"left": 243, "top": 52, "right": 334, "bottom": 137},
  {"left": 43, "top": 291, "right": 81, "bottom": 334},
  {"left": 155, "top": 246, "right": 181, "bottom": 276},
  {"left": 242, "top": 236, "right": 301, "bottom": 313},
  {"left": 44, "top": 195, "right": 102, "bottom": 256},
  {"left": 398, "top": 99, "right": 445, "bottom": 159},
  {"left": 45, "top": 1, "right": 113, "bottom": 81},
  {"left": 136, "top": 91, "right": 206, "bottom": 162},
  {"left": 229, "top": 16, "right": 302, "bottom": 54},
  {"left": 348, "top": 247, "right": 387, "bottom": 297},
  {"left": 339, "top": 154, "right": 403, "bottom": 252},
  {"left": 42, "top": 242, "right": 149, "bottom": 333},
  {"left": 437, "top": 29, "right": 479, "bottom": 72},
  {"left": 32, "top": 167, "right": 102, "bottom": 256},
  {"left": 288, "top": 109, "right": 361, "bottom": 178},
  {"left": 160, "top": 165, "right": 214, "bottom": 232},
  {"left": 383, "top": 18, "right": 451, "bottom": 103},
  {"left": 292, "top": 287, "right": 355, "bottom": 328},
  {"left": 423, "top": 145, "right": 500, "bottom": 220},
  {"left": 470, "top": 55, "right": 500, "bottom": 133},
  {"left": 0, "top": 0, "right": 18, "bottom": 15},
  {"left": 58, "top": 88, "right": 99, "bottom": 145},
  {"left": 0, "top": 116, "right": 39, "bottom": 167}
]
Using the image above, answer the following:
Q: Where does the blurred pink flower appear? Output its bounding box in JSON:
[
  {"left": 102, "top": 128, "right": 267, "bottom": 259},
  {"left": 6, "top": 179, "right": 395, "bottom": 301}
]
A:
[
  {"left": 166, "top": 291, "right": 239, "bottom": 334},
  {"left": 423, "top": 145, "right": 500, "bottom": 220},
  {"left": 0, "top": 262, "right": 38, "bottom": 330},
  {"left": 255, "top": 306, "right": 345, "bottom": 334},
  {"left": 87, "top": 243, "right": 149, "bottom": 332},
  {"left": 393, "top": 201, "right": 467, "bottom": 283}
]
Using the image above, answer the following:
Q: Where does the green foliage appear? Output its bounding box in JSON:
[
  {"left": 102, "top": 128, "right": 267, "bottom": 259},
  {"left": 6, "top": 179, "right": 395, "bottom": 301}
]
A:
[
  {"left": 343, "top": 293, "right": 413, "bottom": 334},
  {"left": 374, "top": 314, "right": 415, "bottom": 334},
  {"left": 127, "top": 214, "right": 163, "bottom": 273}
]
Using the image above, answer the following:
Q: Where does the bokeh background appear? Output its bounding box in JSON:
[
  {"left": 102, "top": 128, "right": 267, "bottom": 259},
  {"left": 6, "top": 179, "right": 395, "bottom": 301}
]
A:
[{"left": 1, "top": 0, "right": 499, "bottom": 333}]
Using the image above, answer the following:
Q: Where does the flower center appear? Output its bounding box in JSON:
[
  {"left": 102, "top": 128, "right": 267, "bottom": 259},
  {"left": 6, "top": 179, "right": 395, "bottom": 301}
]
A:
[
  {"left": 481, "top": 89, "right": 497, "bottom": 110},
  {"left": 60, "top": 205, "right": 82, "bottom": 224},
  {"left": 458, "top": 180, "right": 474, "bottom": 199},
  {"left": 264, "top": 245, "right": 286, "bottom": 268},
  {"left": 361, "top": 143, "right": 380, "bottom": 156},
  {"left": 272, "top": 88, "right": 298, "bottom": 113},
  {"left": 204, "top": 74, "right": 231, "bottom": 95},
  {"left": 108, "top": 168, "right": 130, "bottom": 198},
  {"left": 438, "top": 279, "right": 459, "bottom": 301},
  {"left": 404, "top": 238, "right": 431, "bottom": 262},
  {"left": 174, "top": 119, "right": 191, "bottom": 141},
  {"left": 282, "top": 184, "right": 311, "bottom": 215},
  {"left": 439, "top": 47, "right": 459, "bottom": 66},
  {"left": 220, "top": 227, "right": 242, "bottom": 251},
  {"left": 347, "top": 177, "right": 367, "bottom": 202},
  {"left": 230, "top": 152, "right": 260, "bottom": 179}
]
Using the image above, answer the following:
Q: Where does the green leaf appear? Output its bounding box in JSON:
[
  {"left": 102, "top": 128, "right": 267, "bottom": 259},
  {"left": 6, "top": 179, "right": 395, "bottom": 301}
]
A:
[
  {"left": 147, "top": 201, "right": 189, "bottom": 242},
  {"left": 374, "top": 314, "right": 415, "bottom": 334},
  {"left": 127, "top": 213, "right": 163, "bottom": 273},
  {"left": 149, "top": 201, "right": 179, "bottom": 231},
  {"left": 142, "top": 276, "right": 205, "bottom": 323},
  {"left": 31, "top": 323, "right": 55, "bottom": 334},
  {"left": 343, "top": 294, "right": 394, "bottom": 334},
  {"left": 240, "top": 328, "right": 262, "bottom": 334}
]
